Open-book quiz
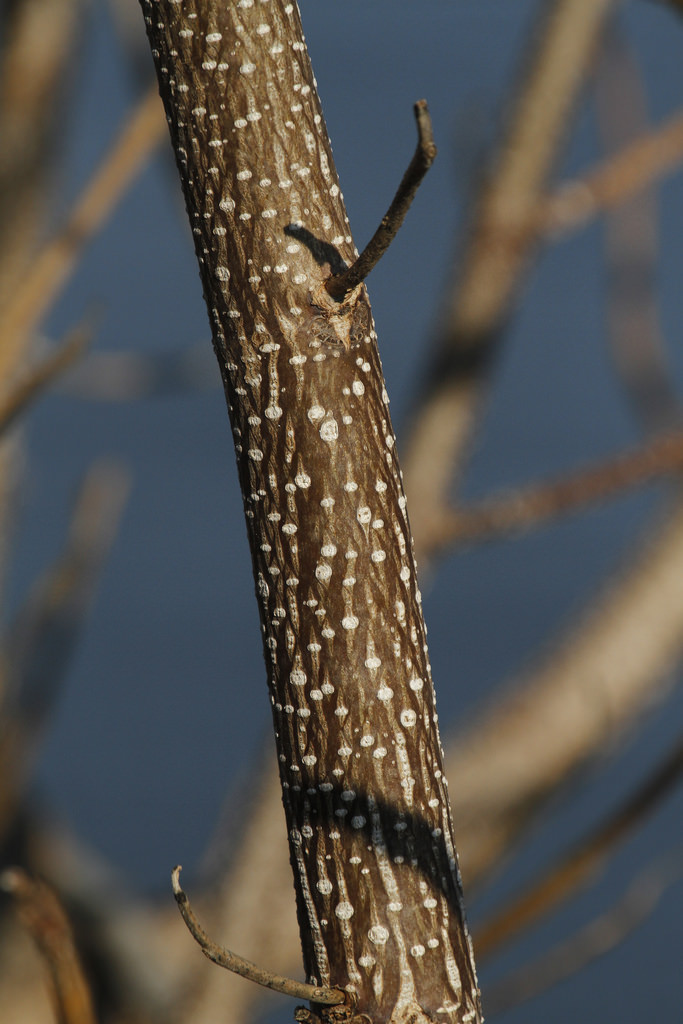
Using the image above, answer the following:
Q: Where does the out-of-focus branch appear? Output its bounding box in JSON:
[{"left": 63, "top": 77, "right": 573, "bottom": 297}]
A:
[
  {"left": 539, "top": 109, "right": 683, "bottom": 244},
  {"left": 0, "top": 868, "right": 97, "bottom": 1024},
  {"left": 57, "top": 342, "right": 217, "bottom": 402},
  {"left": 474, "top": 734, "right": 683, "bottom": 957},
  {"left": 0, "top": 322, "right": 93, "bottom": 437},
  {"left": 0, "top": 0, "right": 84, "bottom": 309},
  {"left": 0, "top": 84, "right": 165, "bottom": 387},
  {"left": 423, "top": 431, "right": 683, "bottom": 553},
  {"left": 595, "top": 28, "right": 679, "bottom": 431},
  {"left": 403, "top": 0, "right": 619, "bottom": 561},
  {"left": 0, "top": 461, "right": 130, "bottom": 839},
  {"left": 0, "top": 0, "right": 84, "bottom": 623},
  {"left": 446, "top": 496, "right": 683, "bottom": 888},
  {"left": 483, "top": 851, "right": 683, "bottom": 1016}
]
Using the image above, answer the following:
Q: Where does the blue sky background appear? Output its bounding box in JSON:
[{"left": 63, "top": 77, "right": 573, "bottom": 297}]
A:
[{"left": 10, "top": 2, "right": 683, "bottom": 1022}]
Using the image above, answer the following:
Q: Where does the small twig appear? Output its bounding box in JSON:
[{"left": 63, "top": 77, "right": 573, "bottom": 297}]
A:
[
  {"left": 474, "top": 734, "right": 683, "bottom": 957},
  {"left": 0, "top": 868, "right": 97, "bottom": 1024},
  {"left": 171, "top": 866, "right": 346, "bottom": 1006},
  {"left": 0, "top": 319, "right": 94, "bottom": 436},
  {"left": 425, "top": 430, "right": 683, "bottom": 553},
  {"left": 325, "top": 101, "right": 436, "bottom": 300}
]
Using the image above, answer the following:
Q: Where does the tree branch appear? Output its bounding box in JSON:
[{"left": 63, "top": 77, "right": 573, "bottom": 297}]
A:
[
  {"left": 325, "top": 101, "right": 436, "bottom": 300},
  {"left": 484, "top": 852, "right": 683, "bottom": 1016},
  {"left": 423, "top": 430, "right": 683, "bottom": 553},
  {"left": 139, "top": 3, "right": 481, "bottom": 1022},
  {"left": 0, "top": 320, "right": 93, "bottom": 437},
  {"left": 540, "top": 109, "right": 683, "bottom": 240},
  {"left": 0, "top": 84, "right": 164, "bottom": 386},
  {"left": 446, "top": 494, "right": 683, "bottom": 888},
  {"left": 402, "top": 0, "right": 619, "bottom": 562},
  {"left": 0, "top": 868, "right": 97, "bottom": 1024},
  {"left": 474, "top": 734, "right": 683, "bottom": 957},
  {"left": 172, "top": 867, "right": 346, "bottom": 1006}
]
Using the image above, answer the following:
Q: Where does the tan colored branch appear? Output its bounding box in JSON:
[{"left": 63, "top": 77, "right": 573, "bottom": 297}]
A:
[
  {"left": 0, "top": 461, "right": 130, "bottom": 839},
  {"left": 57, "top": 342, "right": 217, "bottom": 401},
  {"left": 172, "top": 867, "right": 346, "bottom": 1006},
  {"left": 539, "top": 109, "right": 683, "bottom": 240},
  {"left": 0, "top": 0, "right": 84, "bottom": 309},
  {"left": 0, "top": 868, "right": 97, "bottom": 1024},
  {"left": 0, "top": 321, "right": 93, "bottom": 437},
  {"left": 0, "top": 0, "right": 84, "bottom": 628},
  {"left": 474, "top": 734, "right": 683, "bottom": 957},
  {"left": 446, "top": 496, "right": 683, "bottom": 888},
  {"left": 0, "top": 84, "right": 165, "bottom": 386},
  {"left": 484, "top": 851, "right": 683, "bottom": 1015},
  {"left": 594, "top": 27, "right": 679, "bottom": 431},
  {"left": 403, "top": 0, "right": 619, "bottom": 561},
  {"left": 423, "top": 431, "right": 683, "bottom": 553}
]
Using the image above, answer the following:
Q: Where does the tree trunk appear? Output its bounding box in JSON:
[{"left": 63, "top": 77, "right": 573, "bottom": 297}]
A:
[{"left": 138, "top": 3, "right": 482, "bottom": 1022}]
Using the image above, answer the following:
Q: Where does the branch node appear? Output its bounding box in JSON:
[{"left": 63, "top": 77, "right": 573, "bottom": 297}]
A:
[
  {"left": 325, "top": 100, "right": 436, "bottom": 300},
  {"left": 171, "top": 866, "right": 347, "bottom": 1006}
]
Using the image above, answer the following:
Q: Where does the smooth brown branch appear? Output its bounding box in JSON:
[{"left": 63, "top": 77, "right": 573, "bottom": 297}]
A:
[
  {"left": 484, "top": 851, "right": 683, "bottom": 1016},
  {"left": 0, "top": 320, "right": 93, "bottom": 437},
  {"left": 402, "top": 0, "right": 618, "bottom": 562},
  {"left": 474, "top": 733, "right": 683, "bottom": 958},
  {"left": 445, "top": 494, "right": 683, "bottom": 890},
  {"left": 0, "top": 460, "right": 130, "bottom": 839},
  {"left": 594, "top": 29, "right": 679, "bottom": 433},
  {"left": 58, "top": 342, "right": 216, "bottom": 401},
  {"left": 0, "top": 868, "right": 97, "bottom": 1024},
  {"left": 425, "top": 430, "right": 683, "bottom": 554},
  {"left": 171, "top": 867, "right": 346, "bottom": 1007},
  {"left": 0, "top": 84, "right": 165, "bottom": 384},
  {"left": 540, "top": 110, "right": 683, "bottom": 239},
  {"left": 325, "top": 101, "right": 436, "bottom": 300}
]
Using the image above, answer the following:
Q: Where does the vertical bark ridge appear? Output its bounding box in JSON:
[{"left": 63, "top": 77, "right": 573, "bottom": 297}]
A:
[{"left": 139, "top": 3, "right": 481, "bottom": 1022}]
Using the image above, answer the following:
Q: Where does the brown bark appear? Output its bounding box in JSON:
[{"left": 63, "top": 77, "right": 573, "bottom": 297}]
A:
[{"left": 138, "top": 3, "right": 481, "bottom": 1024}]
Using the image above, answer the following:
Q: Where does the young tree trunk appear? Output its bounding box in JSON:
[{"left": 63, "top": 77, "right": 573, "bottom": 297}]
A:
[{"left": 138, "top": 3, "right": 482, "bottom": 1022}]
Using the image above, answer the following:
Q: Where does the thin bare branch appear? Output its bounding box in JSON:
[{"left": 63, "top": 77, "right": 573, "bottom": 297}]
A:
[
  {"left": 0, "top": 321, "right": 93, "bottom": 437},
  {"left": 171, "top": 867, "right": 346, "bottom": 1007},
  {"left": 595, "top": 28, "right": 679, "bottom": 432},
  {"left": 446, "top": 496, "right": 683, "bottom": 888},
  {"left": 474, "top": 734, "right": 683, "bottom": 957},
  {"left": 484, "top": 851, "right": 683, "bottom": 1016},
  {"left": 57, "top": 342, "right": 217, "bottom": 401},
  {"left": 540, "top": 109, "right": 683, "bottom": 240},
  {"left": 0, "top": 84, "right": 165, "bottom": 386},
  {"left": 403, "top": 0, "right": 619, "bottom": 561},
  {"left": 0, "top": 461, "right": 130, "bottom": 837},
  {"left": 0, "top": 868, "right": 97, "bottom": 1024},
  {"left": 0, "top": 0, "right": 84, "bottom": 628},
  {"left": 424, "top": 431, "right": 683, "bottom": 553},
  {"left": 0, "top": 0, "right": 84, "bottom": 309},
  {"left": 175, "top": 759, "right": 298, "bottom": 1024},
  {"left": 325, "top": 101, "right": 436, "bottom": 300}
]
